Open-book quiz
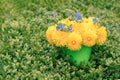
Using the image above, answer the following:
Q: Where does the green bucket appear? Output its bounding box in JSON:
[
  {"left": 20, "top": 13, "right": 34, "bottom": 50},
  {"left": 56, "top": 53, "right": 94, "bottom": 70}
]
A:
[{"left": 64, "top": 45, "right": 92, "bottom": 66}]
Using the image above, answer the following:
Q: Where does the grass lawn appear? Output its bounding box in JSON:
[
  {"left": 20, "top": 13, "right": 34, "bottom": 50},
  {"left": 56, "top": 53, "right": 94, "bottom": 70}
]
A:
[{"left": 0, "top": 0, "right": 120, "bottom": 79}]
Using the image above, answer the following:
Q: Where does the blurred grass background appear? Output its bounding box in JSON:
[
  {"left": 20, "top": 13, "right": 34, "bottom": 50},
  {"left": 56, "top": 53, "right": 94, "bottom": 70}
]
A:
[{"left": 0, "top": 0, "right": 120, "bottom": 79}]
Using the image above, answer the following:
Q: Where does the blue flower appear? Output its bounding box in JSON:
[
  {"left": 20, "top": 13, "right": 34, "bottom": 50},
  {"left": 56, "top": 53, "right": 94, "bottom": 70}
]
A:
[
  {"left": 60, "top": 24, "right": 64, "bottom": 29},
  {"left": 75, "top": 12, "right": 81, "bottom": 17},
  {"left": 77, "top": 16, "right": 82, "bottom": 21},
  {"left": 75, "top": 12, "right": 82, "bottom": 21},
  {"left": 56, "top": 24, "right": 65, "bottom": 30},
  {"left": 93, "top": 18, "right": 97, "bottom": 22},
  {"left": 68, "top": 26, "right": 72, "bottom": 31},
  {"left": 56, "top": 25, "right": 61, "bottom": 30}
]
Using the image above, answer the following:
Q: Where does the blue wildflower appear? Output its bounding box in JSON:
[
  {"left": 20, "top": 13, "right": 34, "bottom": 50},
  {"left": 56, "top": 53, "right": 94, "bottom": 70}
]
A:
[
  {"left": 76, "top": 12, "right": 81, "bottom": 17},
  {"left": 75, "top": 12, "right": 82, "bottom": 21},
  {"left": 77, "top": 16, "right": 82, "bottom": 21},
  {"left": 60, "top": 24, "right": 64, "bottom": 29},
  {"left": 93, "top": 18, "right": 97, "bottom": 22},
  {"left": 56, "top": 25, "right": 61, "bottom": 30},
  {"left": 68, "top": 26, "right": 72, "bottom": 31},
  {"left": 56, "top": 24, "right": 65, "bottom": 30}
]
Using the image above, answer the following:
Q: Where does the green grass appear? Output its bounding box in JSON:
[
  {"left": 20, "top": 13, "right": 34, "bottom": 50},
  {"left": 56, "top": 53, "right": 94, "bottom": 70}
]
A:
[{"left": 0, "top": 0, "right": 120, "bottom": 79}]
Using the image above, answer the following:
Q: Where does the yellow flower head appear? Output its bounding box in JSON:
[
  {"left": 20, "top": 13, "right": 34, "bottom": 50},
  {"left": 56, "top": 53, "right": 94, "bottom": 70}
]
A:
[
  {"left": 88, "top": 17, "right": 95, "bottom": 22},
  {"left": 83, "top": 17, "right": 98, "bottom": 23},
  {"left": 82, "top": 17, "right": 99, "bottom": 32},
  {"left": 82, "top": 30, "right": 97, "bottom": 46},
  {"left": 72, "top": 22, "right": 83, "bottom": 33},
  {"left": 58, "top": 18, "right": 72, "bottom": 26},
  {"left": 46, "top": 25, "right": 56, "bottom": 44},
  {"left": 66, "top": 32, "right": 82, "bottom": 50},
  {"left": 52, "top": 31, "right": 68, "bottom": 46},
  {"left": 97, "top": 26, "right": 107, "bottom": 45}
]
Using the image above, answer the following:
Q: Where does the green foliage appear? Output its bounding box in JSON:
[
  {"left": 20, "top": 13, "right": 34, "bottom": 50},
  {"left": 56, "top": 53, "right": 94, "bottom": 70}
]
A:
[{"left": 0, "top": 0, "right": 120, "bottom": 79}]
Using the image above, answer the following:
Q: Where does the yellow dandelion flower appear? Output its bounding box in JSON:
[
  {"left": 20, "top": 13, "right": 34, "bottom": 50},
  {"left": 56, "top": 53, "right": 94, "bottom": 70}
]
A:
[
  {"left": 52, "top": 31, "right": 68, "bottom": 46},
  {"left": 84, "top": 17, "right": 98, "bottom": 23},
  {"left": 97, "top": 26, "right": 107, "bottom": 45},
  {"left": 66, "top": 32, "right": 82, "bottom": 50},
  {"left": 85, "top": 22, "right": 98, "bottom": 33},
  {"left": 70, "top": 21, "right": 76, "bottom": 25},
  {"left": 58, "top": 18, "right": 72, "bottom": 26},
  {"left": 46, "top": 25, "right": 56, "bottom": 44},
  {"left": 72, "top": 22, "right": 82, "bottom": 30},
  {"left": 72, "top": 22, "right": 85, "bottom": 35},
  {"left": 88, "top": 17, "right": 94, "bottom": 22},
  {"left": 82, "top": 17, "right": 93, "bottom": 23},
  {"left": 82, "top": 17, "right": 87, "bottom": 22},
  {"left": 82, "top": 17, "right": 99, "bottom": 32},
  {"left": 82, "top": 30, "right": 97, "bottom": 46}
]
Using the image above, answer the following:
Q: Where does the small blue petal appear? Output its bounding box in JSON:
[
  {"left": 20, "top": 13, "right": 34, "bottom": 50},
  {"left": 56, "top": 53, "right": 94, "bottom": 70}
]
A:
[
  {"left": 77, "top": 16, "right": 82, "bottom": 20},
  {"left": 76, "top": 12, "right": 81, "bottom": 17},
  {"left": 56, "top": 26, "right": 61, "bottom": 30},
  {"left": 68, "top": 27, "right": 72, "bottom": 31},
  {"left": 60, "top": 24, "right": 64, "bottom": 29},
  {"left": 93, "top": 18, "right": 97, "bottom": 22}
]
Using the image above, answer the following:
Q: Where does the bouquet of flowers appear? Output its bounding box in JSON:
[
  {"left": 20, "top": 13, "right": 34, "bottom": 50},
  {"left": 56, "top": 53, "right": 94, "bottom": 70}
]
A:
[{"left": 46, "top": 12, "right": 107, "bottom": 66}]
